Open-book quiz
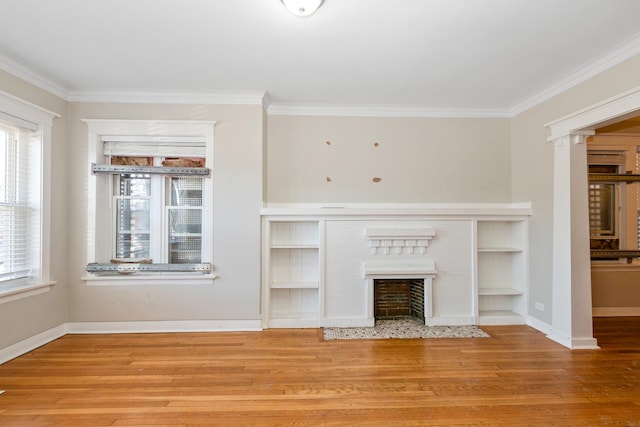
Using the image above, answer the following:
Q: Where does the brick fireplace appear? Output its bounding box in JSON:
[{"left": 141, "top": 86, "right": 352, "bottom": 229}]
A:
[
  {"left": 363, "top": 260, "right": 437, "bottom": 326},
  {"left": 374, "top": 279, "right": 425, "bottom": 322}
]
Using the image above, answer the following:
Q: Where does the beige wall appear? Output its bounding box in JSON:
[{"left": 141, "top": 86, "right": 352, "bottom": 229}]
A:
[
  {"left": 592, "top": 268, "right": 640, "bottom": 310},
  {"left": 267, "top": 116, "right": 511, "bottom": 203},
  {"left": 0, "top": 70, "right": 69, "bottom": 349},
  {"left": 65, "top": 103, "right": 264, "bottom": 322}
]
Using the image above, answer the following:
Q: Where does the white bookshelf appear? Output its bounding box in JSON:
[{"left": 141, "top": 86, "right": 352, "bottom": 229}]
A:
[
  {"left": 263, "top": 220, "right": 322, "bottom": 327},
  {"left": 476, "top": 220, "right": 528, "bottom": 325}
]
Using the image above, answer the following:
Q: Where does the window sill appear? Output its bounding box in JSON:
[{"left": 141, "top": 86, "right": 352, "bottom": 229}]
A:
[
  {"left": 0, "top": 280, "right": 56, "bottom": 304},
  {"left": 81, "top": 273, "right": 217, "bottom": 286}
]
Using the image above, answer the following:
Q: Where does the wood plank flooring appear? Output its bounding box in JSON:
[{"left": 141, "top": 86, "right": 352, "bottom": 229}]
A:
[{"left": 0, "top": 318, "right": 639, "bottom": 426}]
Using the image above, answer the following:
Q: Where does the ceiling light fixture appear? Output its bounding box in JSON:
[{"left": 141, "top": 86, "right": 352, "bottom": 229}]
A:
[{"left": 281, "top": 0, "right": 324, "bottom": 17}]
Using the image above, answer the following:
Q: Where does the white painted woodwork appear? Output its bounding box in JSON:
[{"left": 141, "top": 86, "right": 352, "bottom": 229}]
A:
[
  {"left": 261, "top": 203, "right": 531, "bottom": 329},
  {"left": 365, "top": 228, "right": 436, "bottom": 255},
  {"left": 476, "top": 220, "right": 528, "bottom": 325}
]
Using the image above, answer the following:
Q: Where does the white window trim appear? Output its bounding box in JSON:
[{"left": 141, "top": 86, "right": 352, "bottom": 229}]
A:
[
  {"left": 0, "top": 90, "right": 59, "bottom": 304},
  {"left": 82, "top": 119, "right": 216, "bottom": 285}
]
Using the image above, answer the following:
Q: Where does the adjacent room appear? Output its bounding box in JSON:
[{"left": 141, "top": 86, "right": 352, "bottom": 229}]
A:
[{"left": 1, "top": 0, "right": 640, "bottom": 424}]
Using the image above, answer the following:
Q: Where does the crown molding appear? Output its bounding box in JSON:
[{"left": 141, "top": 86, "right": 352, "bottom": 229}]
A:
[
  {"left": 509, "top": 31, "right": 640, "bottom": 117},
  {"left": 0, "top": 52, "right": 68, "bottom": 100},
  {"left": 67, "top": 89, "right": 269, "bottom": 107},
  {"left": 3, "top": 30, "right": 640, "bottom": 118},
  {"left": 267, "top": 103, "right": 510, "bottom": 118}
]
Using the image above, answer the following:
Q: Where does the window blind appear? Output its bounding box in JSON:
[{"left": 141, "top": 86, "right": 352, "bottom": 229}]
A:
[
  {"left": 0, "top": 121, "right": 40, "bottom": 282},
  {"left": 102, "top": 135, "right": 206, "bottom": 158}
]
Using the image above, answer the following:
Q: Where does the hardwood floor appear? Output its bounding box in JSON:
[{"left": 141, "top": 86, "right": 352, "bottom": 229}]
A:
[{"left": 0, "top": 318, "right": 639, "bottom": 426}]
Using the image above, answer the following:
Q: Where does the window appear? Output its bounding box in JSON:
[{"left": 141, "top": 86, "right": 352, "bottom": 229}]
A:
[
  {"left": 110, "top": 158, "right": 204, "bottom": 264},
  {"left": 587, "top": 144, "right": 640, "bottom": 261},
  {"left": 0, "top": 122, "right": 39, "bottom": 281},
  {"left": 84, "top": 120, "right": 215, "bottom": 281},
  {"left": 0, "top": 91, "right": 56, "bottom": 299},
  {"left": 588, "top": 164, "right": 620, "bottom": 243}
]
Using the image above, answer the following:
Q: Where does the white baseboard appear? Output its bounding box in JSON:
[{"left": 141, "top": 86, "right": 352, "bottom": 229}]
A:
[
  {"left": 0, "top": 320, "right": 262, "bottom": 365},
  {"left": 526, "top": 316, "right": 553, "bottom": 335},
  {"left": 67, "top": 319, "right": 263, "bottom": 334},
  {"left": 0, "top": 324, "right": 67, "bottom": 364},
  {"left": 426, "top": 315, "right": 476, "bottom": 326},
  {"left": 545, "top": 330, "right": 600, "bottom": 350},
  {"left": 592, "top": 307, "right": 640, "bottom": 317}
]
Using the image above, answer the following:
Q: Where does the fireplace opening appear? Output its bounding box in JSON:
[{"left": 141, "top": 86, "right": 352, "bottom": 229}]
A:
[{"left": 374, "top": 279, "right": 425, "bottom": 323}]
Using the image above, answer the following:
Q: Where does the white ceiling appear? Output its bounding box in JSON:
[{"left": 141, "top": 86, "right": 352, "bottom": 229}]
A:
[{"left": 1, "top": 0, "right": 640, "bottom": 116}]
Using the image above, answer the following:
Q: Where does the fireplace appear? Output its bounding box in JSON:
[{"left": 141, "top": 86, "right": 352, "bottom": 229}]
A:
[
  {"left": 363, "top": 260, "right": 437, "bottom": 326},
  {"left": 374, "top": 279, "right": 425, "bottom": 322}
]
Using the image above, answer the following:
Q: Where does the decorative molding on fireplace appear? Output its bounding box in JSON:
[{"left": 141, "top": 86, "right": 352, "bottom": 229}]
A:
[
  {"left": 363, "top": 260, "right": 437, "bottom": 278},
  {"left": 365, "top": 228, "right": 436, "bottom": 255}
]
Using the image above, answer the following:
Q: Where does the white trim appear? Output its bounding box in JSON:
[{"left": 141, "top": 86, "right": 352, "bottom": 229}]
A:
[
  {"left": 268, "top": 102, "right": 510, "bottom": 118},
  {"left": 0, "top": 324, "right": 67, "bottom": 365},
  {"left": 0, "top": 90, "right": 60, "bottom": 125},
  {"left": 67, "top": 320, "right": 262, "bottom": 334},
  {"left": 593, "top": 307, "right": 640, "bottom": 317},
  {"left": 0, "top": 92, "right": 58, "bottom": 294},
  {"left": 0, "top": 53, "right": 68, "bottom": 100},
  {"left": 546, "top": 86, "right": 640, "bottom": 140},
  {"left": 2, "top": 31, "right": 640, "bottom": 117},
  {"left": 81, "top": 274, "right": 216, "bottom": 286},
  {"left": 0, "top": 281, "right": 55, "bottom": 304},
  {"left": 84, "top": 119, "right": 215, "bottom": 267},
  {"left": 526, "top": 315, "right": 553, "bottom": 336},
  {"left": 261, "top": 202, "right": 533, "bottom": 217},
  {"left": 546, "top": 330, "right": 600, "bottom": 350},
  {"left": 425, "top": 315, "right": 477, "bottom": 326},
  {"left": 545, "top": 86, "right": 640, "bottom": 350},
  {"left": 266, "top": 319, "right": 320, "bottom": 328},
  {"left": 68, "top": 90, "right": 269, "bottom": 106},
  {"left": 511, "top": 32, "right": 640, "bottom": 117}
]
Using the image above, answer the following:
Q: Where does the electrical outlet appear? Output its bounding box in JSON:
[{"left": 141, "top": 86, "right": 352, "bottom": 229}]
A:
[{"left": 535, "top": 302, "right": 545, "bottom": 311}]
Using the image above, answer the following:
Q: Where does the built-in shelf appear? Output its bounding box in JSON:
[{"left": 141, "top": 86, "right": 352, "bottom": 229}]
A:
[
  {"left": 263, "top": 220, "right": 322, "bottom": 328},
  {"left": 476, "top": 219, "right": 528, "bottom": 325}
]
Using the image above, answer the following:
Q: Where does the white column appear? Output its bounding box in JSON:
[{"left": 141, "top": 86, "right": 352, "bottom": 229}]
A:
[{"left": 548, "top": 132, "right": 599, "bottom": 349}]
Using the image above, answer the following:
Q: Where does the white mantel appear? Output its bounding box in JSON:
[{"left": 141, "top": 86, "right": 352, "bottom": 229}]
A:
[{"left": 261, "top": 202, "right": 532, "bottom": 217}]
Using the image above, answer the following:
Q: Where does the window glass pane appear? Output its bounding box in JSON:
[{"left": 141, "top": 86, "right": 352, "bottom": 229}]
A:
[
  {"left": 168, "top": 211, "right": 202, "bottom": 264},
  {"left": 115, "top": 174, "right": 151, "bottom": 260},
  {"left": 170, "top": 176, "right": 202, "bottom": 206},
  {"left": 168, "top": 176, "right": 203, "bottom": 263},
  {"left": 589, "top": 183, "right": 616, "bottom": 236},
  {"left": 119, "top": 173, "right": 151, "bottom": 197}
]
